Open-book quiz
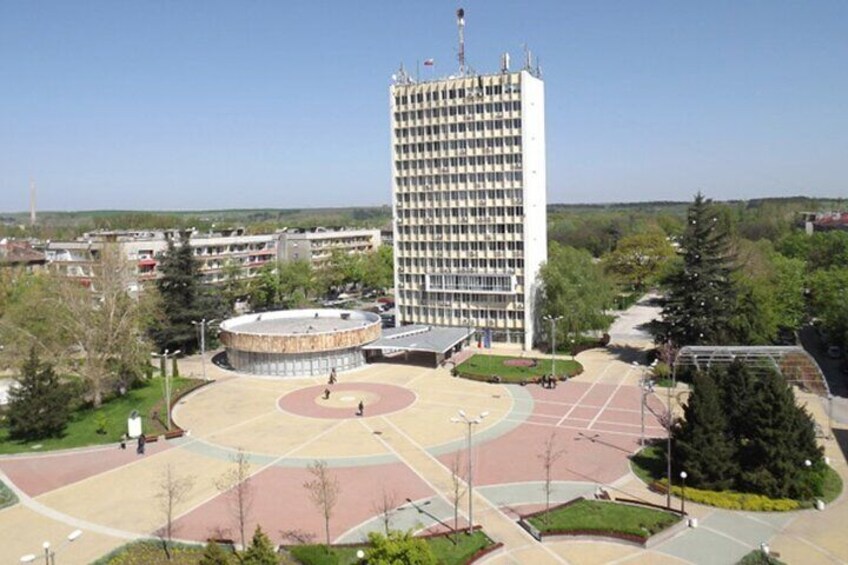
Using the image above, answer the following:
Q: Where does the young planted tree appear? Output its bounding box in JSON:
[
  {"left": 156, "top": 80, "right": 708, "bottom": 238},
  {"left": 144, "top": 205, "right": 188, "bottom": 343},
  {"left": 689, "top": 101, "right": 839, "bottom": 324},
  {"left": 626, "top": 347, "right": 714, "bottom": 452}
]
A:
[
  {"left": 672, "top": 371, "right": 738, "bottom": 490},
  {"left": 156, "top": 464, "right": 195, "bottom": 560},
  {"left": 448, "top": 453, "right": 466, "bottom": 543},
  {"left": 303, "top": 460, "right": 340, "bottom": 547},
  {"left": 240, "top": 525, "right": 278, "bottom": 565},
  {"left": 199, "top": 540, "right": 233, "bottom": 565},
  {"left": 657, "top": 193, "right": 736, "bottom": 346},
  {"left": 537, "top": 432, "right": 565, "bottom": 523},
  {"left": 6, "top": 348, "right": 71, "bottom": 440},
  {"left": 215, "top": 448, "right": 254, "bottom": 550},
  {"left": 372, "top": 486, "right": 399, "bottom": 536}
]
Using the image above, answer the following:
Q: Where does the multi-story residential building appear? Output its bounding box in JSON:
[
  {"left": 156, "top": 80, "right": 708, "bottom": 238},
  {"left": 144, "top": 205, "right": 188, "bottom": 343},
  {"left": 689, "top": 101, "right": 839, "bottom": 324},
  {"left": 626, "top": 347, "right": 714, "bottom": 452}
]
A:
[
  {"left": 278, "top": 228, "right": 381, "bottom": 267},
  {"left": 45, "top": 226, "right": 384, "bottom": 291},
  {"left": 0, "top": 239, "right": 46, "bottom": 273},
  {"left": 45, "top": 228, "right": 278, "bottom": 290},
  {"left": 390, "top": 62, "right": 548, "bottom": 349}
]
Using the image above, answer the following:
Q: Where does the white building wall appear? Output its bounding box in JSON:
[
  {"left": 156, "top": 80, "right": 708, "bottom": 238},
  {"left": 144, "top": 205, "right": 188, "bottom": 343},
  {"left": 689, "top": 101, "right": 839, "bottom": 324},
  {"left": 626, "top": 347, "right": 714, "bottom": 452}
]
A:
[
  {"left": 390, "top": 68, "right": 548, "bottom": 349},
  {"left": 520, "top": 71, "right": 548, "bottom": 349}
]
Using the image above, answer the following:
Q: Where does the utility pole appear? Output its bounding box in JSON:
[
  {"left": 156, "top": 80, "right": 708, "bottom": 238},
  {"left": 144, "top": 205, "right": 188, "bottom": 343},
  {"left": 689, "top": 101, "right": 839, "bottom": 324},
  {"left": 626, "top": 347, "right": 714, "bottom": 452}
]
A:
[
  {"left": 544, "top": 315, "right": 563, "bottom": 378},
  {"left": 192, "top": 319, "right": 218, "bottom": 382},
  {"left": 151, "top": 349, "right": 181, "bottom": 431}
]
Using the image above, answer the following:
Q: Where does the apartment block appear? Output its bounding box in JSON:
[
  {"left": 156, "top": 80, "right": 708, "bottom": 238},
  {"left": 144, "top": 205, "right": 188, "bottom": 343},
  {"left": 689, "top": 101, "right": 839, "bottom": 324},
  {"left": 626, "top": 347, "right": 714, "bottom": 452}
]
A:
[
  {"left": 278, "top": 228, "right": 381, "bottom": 267},
  {"left": 390, "top": 68, "right": 547, "bottom": 349}
]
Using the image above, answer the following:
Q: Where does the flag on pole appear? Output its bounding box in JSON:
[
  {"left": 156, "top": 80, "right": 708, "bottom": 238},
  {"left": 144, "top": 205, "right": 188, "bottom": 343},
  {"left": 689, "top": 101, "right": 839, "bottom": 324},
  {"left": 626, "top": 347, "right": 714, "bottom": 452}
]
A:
[{"left": 423, "top": 59, "right": 435, "bottom": 66}]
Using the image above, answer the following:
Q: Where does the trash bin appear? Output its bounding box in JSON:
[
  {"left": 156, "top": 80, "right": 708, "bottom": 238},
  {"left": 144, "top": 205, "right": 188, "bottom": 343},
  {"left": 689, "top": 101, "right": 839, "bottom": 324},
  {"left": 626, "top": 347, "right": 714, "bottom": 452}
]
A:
[{"left": 127, "top": 410, "right": 142, "bottom": 439}]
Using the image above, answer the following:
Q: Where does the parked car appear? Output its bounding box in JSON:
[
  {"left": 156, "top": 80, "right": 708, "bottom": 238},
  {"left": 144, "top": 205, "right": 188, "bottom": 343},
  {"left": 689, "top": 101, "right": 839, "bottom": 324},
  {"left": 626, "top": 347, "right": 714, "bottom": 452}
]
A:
[{"left": 827, "top": 346, "right": 843, "bottom": 359}]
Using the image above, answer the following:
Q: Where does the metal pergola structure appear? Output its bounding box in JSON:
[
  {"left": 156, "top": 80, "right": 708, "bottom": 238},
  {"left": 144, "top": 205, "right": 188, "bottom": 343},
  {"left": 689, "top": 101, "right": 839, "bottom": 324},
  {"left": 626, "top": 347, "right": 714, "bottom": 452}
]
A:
[
  {"left": 674, "top": 345, "right": 832, "bottom": 399},
  {"left": 659, "top": 345, "right": 834, "bottom": 509}
]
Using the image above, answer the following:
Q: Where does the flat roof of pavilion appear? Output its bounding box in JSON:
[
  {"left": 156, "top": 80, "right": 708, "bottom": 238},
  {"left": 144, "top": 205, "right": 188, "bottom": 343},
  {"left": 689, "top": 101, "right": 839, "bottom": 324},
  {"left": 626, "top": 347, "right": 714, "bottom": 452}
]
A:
[{"left": 363, "top": 325, "right": 473, "bottom": 354}]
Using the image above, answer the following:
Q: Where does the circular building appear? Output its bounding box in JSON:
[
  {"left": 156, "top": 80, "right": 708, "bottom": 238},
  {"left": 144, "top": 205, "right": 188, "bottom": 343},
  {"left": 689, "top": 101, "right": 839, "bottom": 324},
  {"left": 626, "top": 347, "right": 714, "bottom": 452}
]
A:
[{"left": 219, "top": 309, "right": 382, "bottom": 377}]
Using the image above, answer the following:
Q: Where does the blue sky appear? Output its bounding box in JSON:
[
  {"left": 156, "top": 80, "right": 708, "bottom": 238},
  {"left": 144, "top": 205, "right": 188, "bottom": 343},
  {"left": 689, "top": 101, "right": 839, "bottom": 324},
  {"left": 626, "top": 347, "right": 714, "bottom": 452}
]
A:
[{"left": 1, "top": 1, "right": 846, "bottom": 212}]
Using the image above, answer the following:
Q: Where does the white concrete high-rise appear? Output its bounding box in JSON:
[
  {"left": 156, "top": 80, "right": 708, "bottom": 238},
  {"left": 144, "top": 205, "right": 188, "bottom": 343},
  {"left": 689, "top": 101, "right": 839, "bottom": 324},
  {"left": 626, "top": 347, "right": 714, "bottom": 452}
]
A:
[{"left": 390, "top": 66, "right": 547, "bottom": 349}]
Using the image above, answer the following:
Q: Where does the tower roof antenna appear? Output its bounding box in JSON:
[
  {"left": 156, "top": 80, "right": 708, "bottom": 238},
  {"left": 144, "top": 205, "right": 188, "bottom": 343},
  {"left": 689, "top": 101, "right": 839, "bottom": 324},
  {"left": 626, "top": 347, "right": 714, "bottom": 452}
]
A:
[{"left": 457, "top": 8, "right": 466, "bottom": 76}]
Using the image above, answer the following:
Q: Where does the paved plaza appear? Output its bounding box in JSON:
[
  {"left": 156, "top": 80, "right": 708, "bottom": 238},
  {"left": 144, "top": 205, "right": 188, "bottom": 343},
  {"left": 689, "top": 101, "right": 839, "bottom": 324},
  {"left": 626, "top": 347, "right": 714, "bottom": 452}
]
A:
[{"left": 1, "top": 300, "right": 846, "bottom": 564}]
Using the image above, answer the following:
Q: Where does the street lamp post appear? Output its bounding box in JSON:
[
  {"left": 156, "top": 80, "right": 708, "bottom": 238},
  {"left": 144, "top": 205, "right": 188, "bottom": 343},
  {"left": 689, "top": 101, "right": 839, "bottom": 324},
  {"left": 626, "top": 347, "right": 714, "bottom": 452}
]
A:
[
  {"left": 640, "top": 375, "right": 655, "bottom": 447},
  {"left": 451, "top": 409, "right": 489, "bottom": 533},
  {"left": 151, "top": 349, "right": 181, "bottom": 431},
  {"left": 192, "top": 318, "right": 218, "bottom": 382},
  {"left": 680, "top": 471, "right": 688, "bottom": 514},
  {"left": 20, "top": 530, "right": 82, "bottom": 564},
  {"left": 666, "top": 360, "right": 677, "bottom": 510},
  {"left": 543, "top": 315, "right": 563, "bottom": 379}
]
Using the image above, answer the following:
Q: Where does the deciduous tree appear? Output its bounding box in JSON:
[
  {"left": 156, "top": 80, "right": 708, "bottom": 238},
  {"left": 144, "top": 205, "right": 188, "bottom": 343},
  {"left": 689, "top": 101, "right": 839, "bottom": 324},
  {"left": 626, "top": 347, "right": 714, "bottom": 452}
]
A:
[
  {"left": 303, "top": 460, "right": 340, "bottom": 547},
  {"left": 539, "top": 243, "right": 615, "bottom": 345}
]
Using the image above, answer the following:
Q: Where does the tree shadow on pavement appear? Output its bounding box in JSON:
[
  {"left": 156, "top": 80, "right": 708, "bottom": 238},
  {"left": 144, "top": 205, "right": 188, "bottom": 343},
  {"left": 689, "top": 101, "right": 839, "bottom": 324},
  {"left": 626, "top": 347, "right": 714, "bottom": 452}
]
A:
[{"left": 605, "top": 345, "right": 648, "bottom": 365}]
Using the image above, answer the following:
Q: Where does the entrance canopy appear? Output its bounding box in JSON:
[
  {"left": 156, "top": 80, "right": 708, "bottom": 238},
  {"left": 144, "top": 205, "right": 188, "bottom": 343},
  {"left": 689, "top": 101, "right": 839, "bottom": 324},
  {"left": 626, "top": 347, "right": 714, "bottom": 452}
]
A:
[{"left": 363, "top": 325, "right": 473, "bottom": 354}]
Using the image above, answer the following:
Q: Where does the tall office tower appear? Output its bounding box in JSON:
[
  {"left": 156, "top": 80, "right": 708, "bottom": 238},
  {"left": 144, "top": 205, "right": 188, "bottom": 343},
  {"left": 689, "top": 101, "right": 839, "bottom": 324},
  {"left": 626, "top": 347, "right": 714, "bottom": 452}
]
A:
[{"left": 390, "top": 32, "right": 547, "bottom": 350}]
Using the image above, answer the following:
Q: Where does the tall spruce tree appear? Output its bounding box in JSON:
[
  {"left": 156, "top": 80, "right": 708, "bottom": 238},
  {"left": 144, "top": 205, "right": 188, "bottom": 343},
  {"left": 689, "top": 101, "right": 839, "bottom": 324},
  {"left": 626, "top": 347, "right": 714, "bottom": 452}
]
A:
[
  {"left": 737, "top": 368, "right": 823, "bottom": 499},
  {"left": 151, "top": 232, "right": 227, "bottom": 353},
  {"left": 657, "top": 193, "right": 736, "bottom": 346},
  {"left": 673, "top": 370, "right": 738, "bottom": 490},
  {"left": 6, "top": 348, "right": 71, "bottom": 440}
]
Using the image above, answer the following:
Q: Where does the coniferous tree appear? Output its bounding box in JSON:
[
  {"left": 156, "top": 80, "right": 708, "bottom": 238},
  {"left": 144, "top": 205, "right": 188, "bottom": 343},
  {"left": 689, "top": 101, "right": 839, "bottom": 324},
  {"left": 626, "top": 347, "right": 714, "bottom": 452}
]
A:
[
  {"left": 673, "top": 371, "right": 738, "bottom": 490},
  {"left": 240, "top": 525, "right": 278, "bottom": 565},
  {"left": 151, "top": 232, "right": 228, "bottom": 353},
  {"left": 199, "top": 540, "right": 232, "bottom": 565},
  {"left": 151, "top": 232, "right": 199, "bottom": 353},
  {"left": 6, "top": 348, "right": 71, "bottom": 440},
  {"left": 737, "top": 369, "right": 823, "bottom": 499},
  {"left": 657, "top": 193, "right": 736, "bottom": 346}
]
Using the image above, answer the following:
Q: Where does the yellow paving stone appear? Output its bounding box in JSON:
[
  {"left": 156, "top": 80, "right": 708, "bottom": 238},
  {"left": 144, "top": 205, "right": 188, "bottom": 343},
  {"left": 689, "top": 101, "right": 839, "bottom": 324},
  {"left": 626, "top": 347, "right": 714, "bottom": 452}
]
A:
[
  {"left": 285, "top": 418, "right": 391, "bottom": 459},
  {"left": 204, "top": 412, "right": 340, "bottom": 456},
  {"left": 36, "top": 447, "right": 237, "bottom": 534},
  {"left": 0, "top": 505, "right": 124, "bottom": 565}
]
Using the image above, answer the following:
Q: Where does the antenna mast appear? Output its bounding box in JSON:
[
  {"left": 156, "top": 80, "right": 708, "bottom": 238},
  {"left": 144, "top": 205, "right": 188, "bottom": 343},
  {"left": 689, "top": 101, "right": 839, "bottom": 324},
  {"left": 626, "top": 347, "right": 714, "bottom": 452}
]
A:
[{"left": 457, "top": 8, "right": 466, "bottom": 76}]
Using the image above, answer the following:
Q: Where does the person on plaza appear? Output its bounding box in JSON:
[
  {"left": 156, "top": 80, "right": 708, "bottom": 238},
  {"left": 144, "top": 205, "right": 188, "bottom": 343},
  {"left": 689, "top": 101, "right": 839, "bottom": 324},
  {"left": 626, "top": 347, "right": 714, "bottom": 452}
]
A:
[
  {"left": 357, "top": 400, "right": 364, "bottom": 416},
  {"left": 324, "top": 388, "right": 331, "bottom": 400},
  {"left": 137, "top": 433, "right": 146, "bottom": 455},
  {"left": 329, "top": 367, "right": 337, "bottom": 385},
  {"left": 120, "top": 433, "right": 127, "bottom": 450}
]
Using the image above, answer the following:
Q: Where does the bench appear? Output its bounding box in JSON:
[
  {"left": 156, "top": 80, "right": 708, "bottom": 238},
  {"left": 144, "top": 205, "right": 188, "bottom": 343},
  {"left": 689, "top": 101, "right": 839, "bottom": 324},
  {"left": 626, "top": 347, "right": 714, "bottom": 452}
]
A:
[{"left": 164, "top": 429, "right": 185, "bottom": 440}]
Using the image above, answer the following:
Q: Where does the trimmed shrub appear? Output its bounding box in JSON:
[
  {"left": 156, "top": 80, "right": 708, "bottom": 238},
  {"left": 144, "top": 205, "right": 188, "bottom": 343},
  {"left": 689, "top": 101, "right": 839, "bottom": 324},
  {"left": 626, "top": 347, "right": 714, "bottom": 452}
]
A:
[{"left": 654, "top": 479, "right": 799, "bottom": 511}]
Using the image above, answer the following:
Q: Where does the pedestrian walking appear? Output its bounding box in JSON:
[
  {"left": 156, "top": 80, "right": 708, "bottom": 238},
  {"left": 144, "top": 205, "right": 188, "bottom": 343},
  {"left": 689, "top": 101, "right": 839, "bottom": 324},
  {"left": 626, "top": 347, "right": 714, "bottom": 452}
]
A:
[
  {"left": 324, "top": 388, "right": 331, "bottom": 400},
  {"left": 137, "top": 434, "right": 146, "bottom": 455},
  {"left": 120, "top": 433, "right": 127, "bottom": 450},
  {"left": 357, "top": 400, "right": 364, "bottom": 416}
]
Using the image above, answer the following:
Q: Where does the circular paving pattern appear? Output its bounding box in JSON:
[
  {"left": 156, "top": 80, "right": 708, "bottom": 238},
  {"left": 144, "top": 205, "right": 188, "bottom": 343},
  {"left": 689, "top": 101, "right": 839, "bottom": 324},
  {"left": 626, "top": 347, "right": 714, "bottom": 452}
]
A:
[{"left": 278, "top": 382, "right": 416, "bottom": 419}]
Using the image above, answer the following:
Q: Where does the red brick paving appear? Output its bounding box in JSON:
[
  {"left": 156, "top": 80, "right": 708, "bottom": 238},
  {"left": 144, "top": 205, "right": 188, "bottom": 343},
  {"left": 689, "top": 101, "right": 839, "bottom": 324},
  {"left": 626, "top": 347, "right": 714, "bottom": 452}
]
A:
[
  {"left": 278, "top": 383, "right": 416, "bottom": 419},
  {"left": 173, "top": 461, "right": 435, "bottom": 544},
  {"left": 0, "top": 440, "right": 173, "bottom": 497}
]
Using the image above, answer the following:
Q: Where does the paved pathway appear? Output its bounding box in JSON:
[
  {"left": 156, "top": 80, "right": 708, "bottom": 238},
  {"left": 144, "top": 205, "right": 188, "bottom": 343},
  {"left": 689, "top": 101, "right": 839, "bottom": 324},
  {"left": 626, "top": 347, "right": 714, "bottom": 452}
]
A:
[{"left": 1, "top": 295, "right": 846, "bottom": 564}]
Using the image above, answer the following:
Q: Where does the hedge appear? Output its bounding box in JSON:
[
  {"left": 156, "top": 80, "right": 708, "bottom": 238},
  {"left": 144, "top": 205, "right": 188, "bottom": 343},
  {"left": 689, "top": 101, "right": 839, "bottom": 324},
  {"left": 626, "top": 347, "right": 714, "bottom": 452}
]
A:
[{"left": 653, "top": 479, "right": 799, "bottom": 512}]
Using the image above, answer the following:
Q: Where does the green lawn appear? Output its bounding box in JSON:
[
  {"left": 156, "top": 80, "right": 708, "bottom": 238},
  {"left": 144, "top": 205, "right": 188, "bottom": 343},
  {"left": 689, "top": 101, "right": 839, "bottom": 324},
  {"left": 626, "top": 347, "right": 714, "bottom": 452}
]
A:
[
  {"left": 0, "top": 375, "right": 202, "bottom": 455},
  {"left": 455, "top": 354, "right": 582, "bottom": 383},
  {"left": 0, "top": 478, "right": 18, "bottom": 509},
  {"left": 527, "top": 499, "right": 680, "bottom": 540},
  {"left": 288, "top": 531, "right": 494, "bottom": 565}
]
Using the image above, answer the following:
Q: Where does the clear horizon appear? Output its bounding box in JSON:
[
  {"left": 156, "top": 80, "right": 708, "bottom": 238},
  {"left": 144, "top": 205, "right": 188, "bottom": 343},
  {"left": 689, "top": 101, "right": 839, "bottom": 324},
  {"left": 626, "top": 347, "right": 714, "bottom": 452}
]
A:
[{"left": 1, "top": 1, "right": 846, "bottom": 212}]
